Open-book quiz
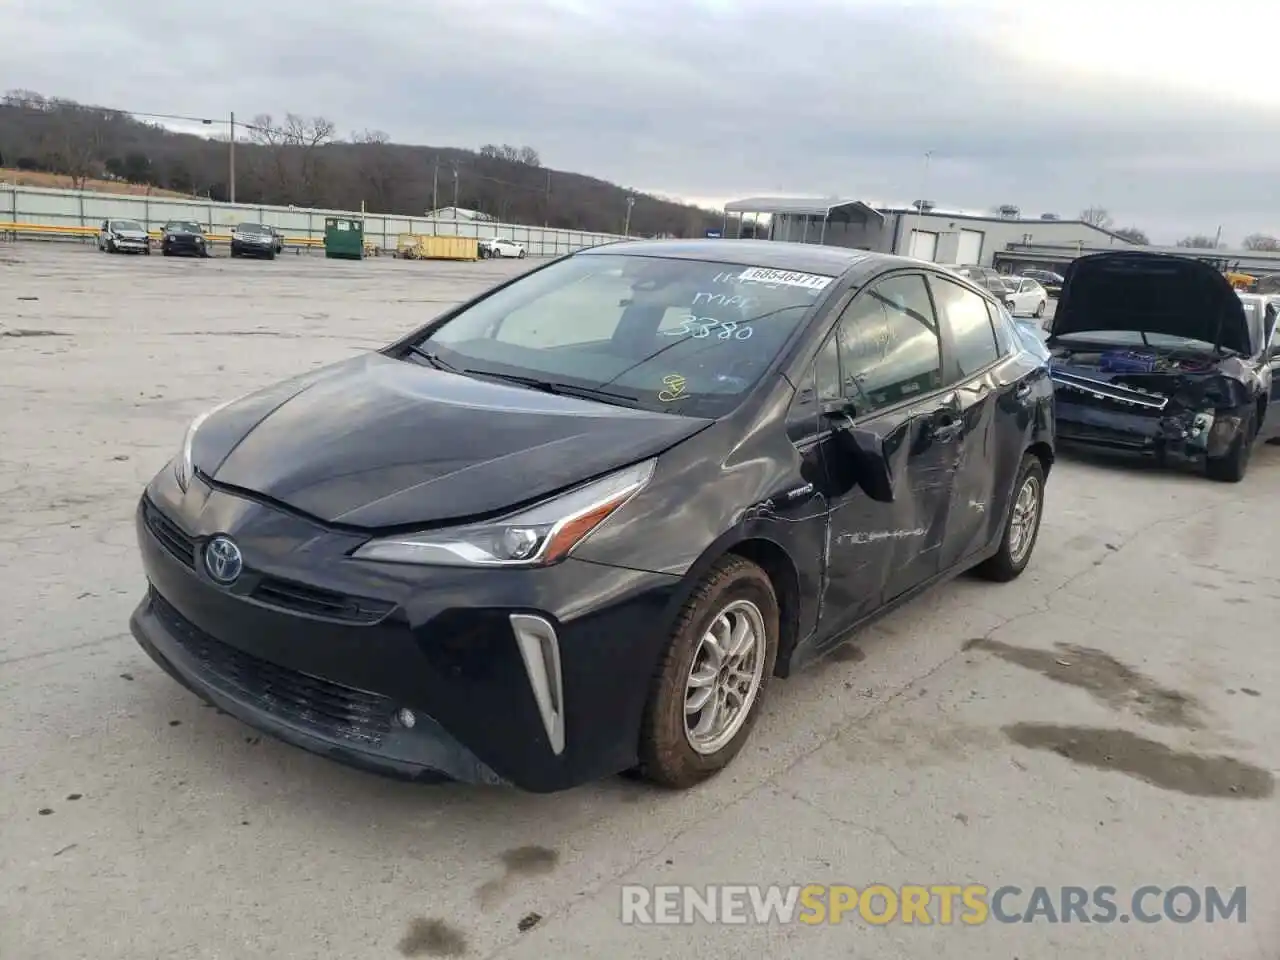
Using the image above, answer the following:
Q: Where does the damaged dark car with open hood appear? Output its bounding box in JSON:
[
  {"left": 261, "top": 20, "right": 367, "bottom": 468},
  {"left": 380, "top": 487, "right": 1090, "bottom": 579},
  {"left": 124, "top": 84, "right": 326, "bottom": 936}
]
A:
[
  {"left": 1048, "top": 251, "right": 1280, "bottom": 481},
  {"left": 129, "top": 239, "right": 1054, "bottom": 793}
]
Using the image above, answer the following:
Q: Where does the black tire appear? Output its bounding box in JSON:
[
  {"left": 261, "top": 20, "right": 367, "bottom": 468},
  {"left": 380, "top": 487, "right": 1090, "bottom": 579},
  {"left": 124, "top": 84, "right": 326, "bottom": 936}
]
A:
[
  {"left": 637, "top": 556, "right": 779, "bottom": 789},
  {"left": 266, "top": 250, "right": 275, "bottom": 261},
  {"left": 518, "top": 249, "right": 527, "bottom": 259},
  {"left": 1034, "top": 300, "right": 1046, "bottom": 318},
  {"left": 1205, "top": 409, "right": 1255, "bottom": 482},
  {"left": 106, "top": 238, "right": 117, "bottom": 253},
  {"left": 143, "top": 245, "right": 151, "bottom": 256},
  {"left": 975, "top": 453, "right": 1046, "bottom": 582},
  {"left": 161, "top": 247, "right": 172, "bottom": 257}
]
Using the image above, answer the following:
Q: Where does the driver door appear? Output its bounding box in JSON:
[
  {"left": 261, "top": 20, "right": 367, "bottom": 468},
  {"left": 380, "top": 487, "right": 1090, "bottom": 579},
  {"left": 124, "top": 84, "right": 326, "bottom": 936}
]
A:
[{"left": 814, "top": 272, "right": 961, "bottom": 643}]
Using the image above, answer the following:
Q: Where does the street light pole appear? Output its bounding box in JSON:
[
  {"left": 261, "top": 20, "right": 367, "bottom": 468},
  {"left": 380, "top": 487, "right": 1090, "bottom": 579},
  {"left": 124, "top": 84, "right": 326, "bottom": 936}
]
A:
[
  {"left": 624, "top": 196, "right": 635, "bottom": 237},
  {"left": 911, "top": 150, "right": 932, "bottom": 257},
  {"left": 228, "top": 111, "right": 236, "bottom": 204}
]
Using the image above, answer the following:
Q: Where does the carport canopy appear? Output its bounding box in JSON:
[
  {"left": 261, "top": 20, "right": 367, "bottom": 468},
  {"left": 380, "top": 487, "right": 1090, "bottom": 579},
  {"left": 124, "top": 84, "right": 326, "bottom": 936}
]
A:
[
  {"left": 722, "top": 197, "right": 884, "bottom": 242},
  {"left": 724, "top": 197, "right": 886, "bottom": 221}
]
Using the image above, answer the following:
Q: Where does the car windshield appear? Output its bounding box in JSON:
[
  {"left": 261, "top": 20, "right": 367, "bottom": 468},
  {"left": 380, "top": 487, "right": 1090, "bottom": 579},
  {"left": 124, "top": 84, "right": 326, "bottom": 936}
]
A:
[
  {"left": 110, "top": 220, "right": 143, "bottom": 231},
  {"left": 238, "top": 223, "right": 269, "bottom": 234},
  {"left": 168, "top": 221, "right": 201, "bottom": 232},
  {"left": 414, "top": 252, "right": 832, "bottom": 417}
]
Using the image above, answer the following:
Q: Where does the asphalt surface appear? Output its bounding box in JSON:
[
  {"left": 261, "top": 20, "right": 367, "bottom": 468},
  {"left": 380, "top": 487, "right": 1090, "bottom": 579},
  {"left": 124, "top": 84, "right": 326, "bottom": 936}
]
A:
[{"left": 1, "top": 242, "right": 1276, "bottom": 960}]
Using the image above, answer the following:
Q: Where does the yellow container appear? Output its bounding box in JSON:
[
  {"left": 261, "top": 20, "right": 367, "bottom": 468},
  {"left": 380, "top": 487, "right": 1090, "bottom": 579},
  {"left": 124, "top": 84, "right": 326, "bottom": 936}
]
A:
[{"left": 396, "top": 234, "right": 479, "bottom": 261}]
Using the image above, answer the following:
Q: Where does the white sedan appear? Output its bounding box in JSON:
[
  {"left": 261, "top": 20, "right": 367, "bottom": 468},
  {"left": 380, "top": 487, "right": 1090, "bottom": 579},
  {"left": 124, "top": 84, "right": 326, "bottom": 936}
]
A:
[
  {"left": 1002, "top": 276, "right": 1049, "bottom": 318},
  {"left": 481, "top": 238, "right": 527, "bottom": 259}
]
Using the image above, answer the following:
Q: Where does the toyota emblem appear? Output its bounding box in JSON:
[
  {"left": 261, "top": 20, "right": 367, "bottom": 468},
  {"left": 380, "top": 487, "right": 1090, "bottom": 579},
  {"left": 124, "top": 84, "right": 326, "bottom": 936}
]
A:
[{"left": 204, "top": 536, "right": 243, "bottom": 584}]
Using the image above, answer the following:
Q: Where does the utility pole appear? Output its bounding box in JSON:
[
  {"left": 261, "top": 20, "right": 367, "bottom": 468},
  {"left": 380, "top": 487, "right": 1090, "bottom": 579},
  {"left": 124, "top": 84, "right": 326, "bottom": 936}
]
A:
[
  {"left": 1213, "top": 224, "right": 1223, "bottom": 249},
  {"left": 228, "top": 112, "right": 236, "bottom": 204},
  {"left": 624, "top": 195, "right": 635, "bottom": 237},
  {"left": 544, "top": 169, "right": 551, "bottom": 228},
  {"left": 431, "top": 158, "right": 439, "bottom": 214},
  {"left": 452, "top": 164, "right": 460, "bottom": 218},
  {"left": 911, "top": 150, "right": 932, "bottom": 257}
]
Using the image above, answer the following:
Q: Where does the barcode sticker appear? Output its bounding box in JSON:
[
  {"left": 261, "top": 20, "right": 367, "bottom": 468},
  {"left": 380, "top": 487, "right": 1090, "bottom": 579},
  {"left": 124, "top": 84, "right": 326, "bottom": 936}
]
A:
[{"left": 737, "top": 267, "right": 834, "bottom": 290}]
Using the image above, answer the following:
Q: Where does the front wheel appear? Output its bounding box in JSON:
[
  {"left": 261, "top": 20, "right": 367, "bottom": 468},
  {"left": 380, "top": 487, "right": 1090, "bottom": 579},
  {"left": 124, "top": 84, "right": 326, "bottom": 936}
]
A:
[
  {"left": 106, "top": 238, "right": 117, "bottom": 253},
  {"left": 1034, "top": 300, "right": 1046, "bottom": 318},
  {"left": 637, "top": 556, "right": 778, "bottom": 789},
  {"left": 974, "top": 453, "right": 1046, "bottom": 582},
  {"left": 518, "top": 249, "right": 527, "bottom": 258}
]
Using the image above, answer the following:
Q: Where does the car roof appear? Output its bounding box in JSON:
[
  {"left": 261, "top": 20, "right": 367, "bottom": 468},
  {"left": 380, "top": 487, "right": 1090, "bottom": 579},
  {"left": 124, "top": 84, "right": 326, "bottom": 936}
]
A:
[{"left": 579, "top": 238, "right": 911, "bottom": 278}]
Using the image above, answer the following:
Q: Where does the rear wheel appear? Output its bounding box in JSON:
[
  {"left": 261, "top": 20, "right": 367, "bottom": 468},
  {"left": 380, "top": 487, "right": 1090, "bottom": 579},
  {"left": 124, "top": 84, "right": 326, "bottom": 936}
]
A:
[
  {"left": 518, "top": 249, "right": 527, "bottom": 258},
  {"left": 1034, "top": 300, "right": 1046, "bottom": 318},
  {"left": 1205, "top": 410, "right": 1255, "bottom": 482},
  {"left": 637, "top": 556, "right": 778, "bottom": 789},
  {"left": 975, "top": 453, "right": 1045, "bottom": 582}
]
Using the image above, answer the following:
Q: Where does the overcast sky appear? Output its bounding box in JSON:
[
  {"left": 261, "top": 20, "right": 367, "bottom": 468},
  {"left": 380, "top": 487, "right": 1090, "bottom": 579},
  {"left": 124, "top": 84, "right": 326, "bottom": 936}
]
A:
[{"left": 5, "top": 0, "right": 1280, "bottom": 243}]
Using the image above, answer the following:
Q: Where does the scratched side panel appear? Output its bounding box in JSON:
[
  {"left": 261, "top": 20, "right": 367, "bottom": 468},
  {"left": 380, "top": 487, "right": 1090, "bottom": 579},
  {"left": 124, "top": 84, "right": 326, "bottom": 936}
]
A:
[{"left": 573, "top": 379, "right": 828, "bottom": 640}]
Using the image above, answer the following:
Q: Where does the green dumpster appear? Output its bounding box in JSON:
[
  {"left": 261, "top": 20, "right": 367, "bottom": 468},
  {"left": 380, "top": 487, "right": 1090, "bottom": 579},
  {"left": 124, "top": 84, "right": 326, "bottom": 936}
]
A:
[{"left": 324, "top": 217, "right": 365, "bottom": 260}]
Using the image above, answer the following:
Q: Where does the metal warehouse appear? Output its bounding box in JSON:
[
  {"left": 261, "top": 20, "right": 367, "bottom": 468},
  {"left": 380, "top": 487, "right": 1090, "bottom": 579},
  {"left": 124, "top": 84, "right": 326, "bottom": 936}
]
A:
[{"left": 722, "top": 197, "right": 1132, "bottom": 267}]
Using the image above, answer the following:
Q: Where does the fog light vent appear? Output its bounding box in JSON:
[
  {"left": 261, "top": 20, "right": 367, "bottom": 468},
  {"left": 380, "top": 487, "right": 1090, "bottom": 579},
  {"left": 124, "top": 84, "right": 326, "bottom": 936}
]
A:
[{"left": 509, "top": 614, "right": 565, "bottom": 755}]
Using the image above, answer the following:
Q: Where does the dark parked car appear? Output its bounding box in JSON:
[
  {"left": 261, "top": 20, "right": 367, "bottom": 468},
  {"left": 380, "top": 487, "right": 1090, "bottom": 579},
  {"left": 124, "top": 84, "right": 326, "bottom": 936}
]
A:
[
  {"left": 161, "top": 221, "right": 210, "bottom": 257},
  {"left": 129, "top": 239, "right": 1055, "bottom": 792},
  {"left": 230, "top": 222, "right": 281, "bottom": 259},
  {"left": 1047, "top": 251, "right": 1280, "bottom": 481},
  {"left": 1021, "top": 269, "right": 1065, "bottom": 297}
]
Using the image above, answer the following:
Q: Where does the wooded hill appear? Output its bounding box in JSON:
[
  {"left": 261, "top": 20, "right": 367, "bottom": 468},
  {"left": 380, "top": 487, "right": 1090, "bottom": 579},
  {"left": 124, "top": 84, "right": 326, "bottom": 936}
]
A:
[{"left": 0, "top": 90, "right": 722, "bottom": 237}]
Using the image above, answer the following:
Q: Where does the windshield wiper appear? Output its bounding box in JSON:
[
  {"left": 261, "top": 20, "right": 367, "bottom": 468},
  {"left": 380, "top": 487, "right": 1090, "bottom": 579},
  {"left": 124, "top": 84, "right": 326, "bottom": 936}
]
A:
[
  {"left": 464, "top": 369, "right": 639, "bottom": 406},
  {"left": 406, "top": 344, "right": 458, "bottom": 371}
]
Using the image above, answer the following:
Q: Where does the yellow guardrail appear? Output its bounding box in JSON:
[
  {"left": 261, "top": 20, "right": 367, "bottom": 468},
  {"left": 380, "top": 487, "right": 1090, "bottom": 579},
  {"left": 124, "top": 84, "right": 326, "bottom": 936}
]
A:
[{"left": 0, "top": 221, "right": 324, "bottom": 247}]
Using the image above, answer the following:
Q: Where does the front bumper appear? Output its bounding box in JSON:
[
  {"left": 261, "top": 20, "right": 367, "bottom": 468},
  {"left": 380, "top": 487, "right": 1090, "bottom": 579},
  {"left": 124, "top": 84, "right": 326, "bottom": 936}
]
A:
[
  {"left": 1053, "top": 396, "right": 1242, "bottom": 461},
  {"left": 164, "top": 238, "right": 207, "bottom": 255},
  {"left": 232, "top": 239, "right": 274, "bottom": 256},
  {"left": 129, "top": 473, "right": 682, "bottom": 791}
]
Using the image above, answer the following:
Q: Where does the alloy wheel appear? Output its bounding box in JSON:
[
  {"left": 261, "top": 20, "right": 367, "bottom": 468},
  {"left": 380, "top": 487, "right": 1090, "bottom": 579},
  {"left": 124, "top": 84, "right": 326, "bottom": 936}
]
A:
[
  {"left": 1007, "top": 474, "right": 1042, "bottom": 564},
  {"left": 683, "top": 599, "right": 766, "bottom": 756}
]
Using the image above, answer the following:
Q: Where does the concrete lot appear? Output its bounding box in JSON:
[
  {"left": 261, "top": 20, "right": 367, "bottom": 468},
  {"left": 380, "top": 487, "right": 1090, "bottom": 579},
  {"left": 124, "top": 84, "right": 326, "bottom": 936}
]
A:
[{"left": 1, "top": 242, "right": 1276, "bottom": 960}]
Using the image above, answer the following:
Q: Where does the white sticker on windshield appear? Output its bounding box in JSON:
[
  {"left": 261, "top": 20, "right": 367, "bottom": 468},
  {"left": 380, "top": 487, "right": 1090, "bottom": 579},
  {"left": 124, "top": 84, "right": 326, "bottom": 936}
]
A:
[{"left": 736, "top": 267, "right": 834, "bottom": 291}]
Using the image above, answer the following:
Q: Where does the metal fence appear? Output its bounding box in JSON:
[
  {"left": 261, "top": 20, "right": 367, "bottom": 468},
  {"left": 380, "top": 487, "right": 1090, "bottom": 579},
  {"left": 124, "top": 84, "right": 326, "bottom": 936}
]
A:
[{"left": 0, "top": 183, "right": 627, "bottom": 256}]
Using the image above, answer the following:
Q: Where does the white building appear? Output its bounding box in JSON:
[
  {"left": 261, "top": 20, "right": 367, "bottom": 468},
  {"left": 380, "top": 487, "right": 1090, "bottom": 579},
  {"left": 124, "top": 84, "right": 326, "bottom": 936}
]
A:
[{"left": 722, "top": 197, "right": 1133, "bottom": 267}]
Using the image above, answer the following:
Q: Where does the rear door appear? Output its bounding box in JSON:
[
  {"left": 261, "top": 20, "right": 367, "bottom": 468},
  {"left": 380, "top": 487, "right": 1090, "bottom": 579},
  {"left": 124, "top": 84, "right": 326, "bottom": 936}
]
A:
[
  {"left": 932, "top": 280, "right": 1040, "bottom": 568},
  {"left": 816, "top": 271, "right": 961, "bottom": 637}
]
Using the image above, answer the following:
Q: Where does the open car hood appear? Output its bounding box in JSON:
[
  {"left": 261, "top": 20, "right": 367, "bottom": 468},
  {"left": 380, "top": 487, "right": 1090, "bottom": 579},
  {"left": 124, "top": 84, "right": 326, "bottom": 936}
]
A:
[{"left": 1049, "top": 252, "right": 1251, "bottom": 355}]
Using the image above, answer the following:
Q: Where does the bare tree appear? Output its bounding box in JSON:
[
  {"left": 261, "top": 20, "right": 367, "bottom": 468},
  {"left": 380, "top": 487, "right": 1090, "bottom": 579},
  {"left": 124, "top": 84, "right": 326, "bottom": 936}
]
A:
[
  {"left": 1080, "top": 206, "right": 1113, "bottom": 229},
  {"left": 1176, "top": 234, "right": 1220, "bottom": 249},
  {"left": 43, "top": 100, "right": 109, "bottom": 188},
  {"left": 1242, "top": 233, "right": 1280, "bottom": 251},
  {"left": 246, "top": 112, "right": 335, "bottom": 205},
  {"left": 516, "top": 146, "right": 541, "bottom": 167},
  {"left": 351, "top": 129, "right": 403, "bottom": 213},
  {"left": 1112, "top": 226, "right": 1149, "bottom": 244}
]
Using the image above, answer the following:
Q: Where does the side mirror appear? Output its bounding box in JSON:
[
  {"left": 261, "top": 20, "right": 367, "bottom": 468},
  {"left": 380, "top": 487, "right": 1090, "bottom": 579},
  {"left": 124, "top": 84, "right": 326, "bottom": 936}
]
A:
[{"left": 822, "top": 408, "right": 895, "bottom": 503}]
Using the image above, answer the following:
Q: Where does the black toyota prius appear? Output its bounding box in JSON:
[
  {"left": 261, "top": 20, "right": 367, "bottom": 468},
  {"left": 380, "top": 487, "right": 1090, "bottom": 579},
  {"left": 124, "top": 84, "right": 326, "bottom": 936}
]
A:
[{"left": 130, "top": 239, "right": 1055, "bottom": 792}]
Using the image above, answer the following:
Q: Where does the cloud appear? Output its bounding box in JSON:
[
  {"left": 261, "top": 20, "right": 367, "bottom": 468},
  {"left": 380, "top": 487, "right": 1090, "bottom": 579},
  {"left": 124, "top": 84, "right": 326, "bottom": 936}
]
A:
[{"left": 4, "top": 0, "right": 1280, "bottom": 242}]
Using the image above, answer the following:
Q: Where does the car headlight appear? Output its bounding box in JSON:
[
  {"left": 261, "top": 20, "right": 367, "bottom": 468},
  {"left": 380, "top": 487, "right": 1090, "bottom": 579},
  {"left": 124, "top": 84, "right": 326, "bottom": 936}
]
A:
[
  {"left": 173, "top": 399, "right": 237, "bottom": 491},
  {"left": 352, "top": 459, "right": 656, "bottom": 568}
]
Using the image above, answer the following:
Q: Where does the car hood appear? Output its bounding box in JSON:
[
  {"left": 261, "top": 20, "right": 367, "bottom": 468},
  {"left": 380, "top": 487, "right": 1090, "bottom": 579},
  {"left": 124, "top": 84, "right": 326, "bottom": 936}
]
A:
[
  {"left": 114, "top": 229, "right": 148, "bottom": 239},
  {"left": 191, "top": 353, "right": 711, "bottom": 528},
  {"left": 1049, "top": 252, "right": 1251, "bottom": 354}
]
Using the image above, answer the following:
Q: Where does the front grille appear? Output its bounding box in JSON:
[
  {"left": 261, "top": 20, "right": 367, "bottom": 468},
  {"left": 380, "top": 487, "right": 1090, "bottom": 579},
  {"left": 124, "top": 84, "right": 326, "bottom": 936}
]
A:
[
  {"left": 143, "top": 498, "right": 196, "bottom": 567},
  {"left": 252, "top": 577, "right": 394, "bottom": 624},
  {"left": 151, "top": 590, "right": 394, "bottom": 745}
]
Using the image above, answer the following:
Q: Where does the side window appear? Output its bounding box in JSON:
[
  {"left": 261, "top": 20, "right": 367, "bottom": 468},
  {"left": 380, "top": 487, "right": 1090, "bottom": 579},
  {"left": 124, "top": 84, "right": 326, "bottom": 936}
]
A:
[
  {"left": 835, "top": 273, "right": 942, "bottom": 413},
  {"left": 987, "top": 300, "right": 1015, "bottom": 357},
  {"left": 815, "top": 331, "right": 841, "bottom": 403},
  {"left": 931, "top": 276, "right": 1001, "bottom": 379}
]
